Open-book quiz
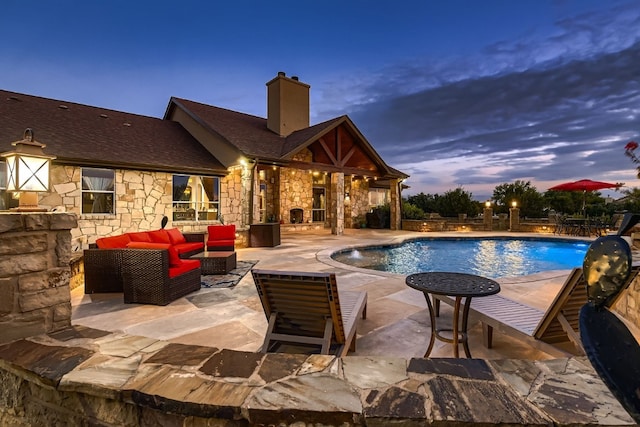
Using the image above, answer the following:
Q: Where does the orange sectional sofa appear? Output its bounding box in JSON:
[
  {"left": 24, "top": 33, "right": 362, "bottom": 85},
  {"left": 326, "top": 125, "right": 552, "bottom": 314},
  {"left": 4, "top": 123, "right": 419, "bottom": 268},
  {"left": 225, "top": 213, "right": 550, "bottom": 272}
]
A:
[{"left": 84, "top": 228, "right": 204, "bottom": 304}]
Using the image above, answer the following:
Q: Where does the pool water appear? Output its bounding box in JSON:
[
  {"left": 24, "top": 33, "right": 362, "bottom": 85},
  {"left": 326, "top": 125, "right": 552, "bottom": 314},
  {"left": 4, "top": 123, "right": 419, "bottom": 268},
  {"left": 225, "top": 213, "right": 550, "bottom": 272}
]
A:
[{"left": 331, "top": 237, "right": 590, "bottom": 278}]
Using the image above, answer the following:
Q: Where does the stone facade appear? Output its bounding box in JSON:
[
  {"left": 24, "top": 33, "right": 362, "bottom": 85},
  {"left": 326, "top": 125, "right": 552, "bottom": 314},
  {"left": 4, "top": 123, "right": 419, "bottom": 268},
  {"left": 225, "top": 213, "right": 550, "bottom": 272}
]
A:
[
  {"left": 280, "top": 166, "right": 314, "bottom": 224},
  {"left": 40, "top": 165, "right": 249, "bottom": 251},
  {"left": 345, "top": 177, "right": 370, "bottom": 228},
  {"left": 0, "top": 212, "right": 77, "bottom": 344}
]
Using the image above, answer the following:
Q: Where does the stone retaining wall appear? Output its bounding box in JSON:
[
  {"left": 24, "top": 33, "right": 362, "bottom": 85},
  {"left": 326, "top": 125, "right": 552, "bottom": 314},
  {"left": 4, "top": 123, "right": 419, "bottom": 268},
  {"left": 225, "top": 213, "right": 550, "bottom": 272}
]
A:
[
  {"left": 401, "top": 219, "right": 553, "bottom": 233},
  {"left": 0, "top": 331, "right": 635, "bottom": 426},
  {"left": 0, "top": 212, "right": 77, "bottom": 344}
]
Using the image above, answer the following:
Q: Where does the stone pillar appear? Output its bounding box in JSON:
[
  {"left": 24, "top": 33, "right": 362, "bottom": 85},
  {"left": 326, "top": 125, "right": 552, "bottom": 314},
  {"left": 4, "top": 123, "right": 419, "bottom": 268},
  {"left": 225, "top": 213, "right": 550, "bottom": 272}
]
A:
[
  {"left": 509, "top": 207, "right": 520, "bottom": 232},
  {"left": 483, "top": 207, "right": 493, "bottom": 231},
  {"left": 390, "top": 179, "right": 401, "bottom": 230},
  {"left": 0, "top": 212, "right": 78, "bottom": 344},
  {"left": 330, "top": 172, "right": 344, "bottom": 235},
  {"left": 240, "top": 164, "right": 253, "bottom": 227}
]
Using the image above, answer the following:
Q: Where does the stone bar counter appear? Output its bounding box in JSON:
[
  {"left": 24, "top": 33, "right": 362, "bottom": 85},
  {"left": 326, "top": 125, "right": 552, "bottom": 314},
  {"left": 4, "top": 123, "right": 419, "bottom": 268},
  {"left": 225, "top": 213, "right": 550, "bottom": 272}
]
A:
[{"left": 0, "top": 326, "right": 635, "bottom": 426}]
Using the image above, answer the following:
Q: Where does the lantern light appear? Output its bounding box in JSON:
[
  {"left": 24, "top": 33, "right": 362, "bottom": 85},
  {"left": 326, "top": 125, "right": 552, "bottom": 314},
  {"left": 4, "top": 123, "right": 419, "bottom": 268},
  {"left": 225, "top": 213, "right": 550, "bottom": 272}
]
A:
[{"left": 1, "top": 129, "right": 56, "bottom": 211}]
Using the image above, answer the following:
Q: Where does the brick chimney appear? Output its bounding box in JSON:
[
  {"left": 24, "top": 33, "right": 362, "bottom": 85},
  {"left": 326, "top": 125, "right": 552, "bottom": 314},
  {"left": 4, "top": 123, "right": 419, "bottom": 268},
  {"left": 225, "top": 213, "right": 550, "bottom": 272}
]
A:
[{"left": 266, "top": 71, "right": 310, "bottom": 136}]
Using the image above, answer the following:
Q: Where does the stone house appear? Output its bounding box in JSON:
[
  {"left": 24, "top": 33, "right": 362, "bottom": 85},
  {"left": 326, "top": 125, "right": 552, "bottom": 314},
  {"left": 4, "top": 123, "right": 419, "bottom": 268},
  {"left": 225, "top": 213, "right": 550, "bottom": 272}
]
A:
[{"left": 0, "top": 72, "right": 408, "bottom": 248}]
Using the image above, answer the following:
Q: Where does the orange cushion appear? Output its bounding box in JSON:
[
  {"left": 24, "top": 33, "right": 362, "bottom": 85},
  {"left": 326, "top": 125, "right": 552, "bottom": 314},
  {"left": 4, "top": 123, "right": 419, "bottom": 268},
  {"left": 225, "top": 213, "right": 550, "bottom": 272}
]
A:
[
  {"left": 128, "top": 232, "right": 153, "bottom": 242},
  {"left": 207, "top": 225, "right": 236, "bottom": 240},
  {"left": 207, "top": 240, "right": 234, "bottom": 248},
  {"left": 148, "top": 229, "right": 171, "bottom": 244},
  {"left": 125, "top": 242, "right": 181, "bottom": 267},
  {"left": 96, "top": 234, "right": 131, "bottom": 249},
  {"left": 166, "top": 228, "right": 186, "bottom": 245},
  {"left": 173, "top": 242, "right": 204, "bottom": 255},
  {"left": 168, "top": 259, "right": 200, "bottom": 278}
]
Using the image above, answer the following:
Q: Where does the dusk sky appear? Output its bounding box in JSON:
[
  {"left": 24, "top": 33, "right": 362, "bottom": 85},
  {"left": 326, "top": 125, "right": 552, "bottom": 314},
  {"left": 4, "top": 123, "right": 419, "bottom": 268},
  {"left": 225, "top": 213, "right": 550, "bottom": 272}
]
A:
[{"left": 2, "top": 0, "right": 640, "bottom": 201}]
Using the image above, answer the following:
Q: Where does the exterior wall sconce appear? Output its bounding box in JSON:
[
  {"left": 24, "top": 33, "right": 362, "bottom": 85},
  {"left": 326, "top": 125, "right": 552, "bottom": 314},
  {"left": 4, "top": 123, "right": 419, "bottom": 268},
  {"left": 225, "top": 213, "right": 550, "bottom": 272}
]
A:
[
  {"left": 1, "top": 128, "right": 56, "bottom": 212},
  {"left": 344, "top": 192, "right": 350, "bottom": 202}
]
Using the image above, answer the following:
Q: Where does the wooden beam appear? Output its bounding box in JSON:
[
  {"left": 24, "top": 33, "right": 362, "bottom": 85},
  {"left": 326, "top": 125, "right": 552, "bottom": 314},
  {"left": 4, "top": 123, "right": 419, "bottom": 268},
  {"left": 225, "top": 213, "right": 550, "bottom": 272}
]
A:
[
  {"left": 318, "top": 138, "right": 339, "bottom": 166},
  {"left": 340, "top": 146, "right": 356, "bottom": 167},
  {"left": 286, "top": 160, "right": 379, "bottom": 176}
]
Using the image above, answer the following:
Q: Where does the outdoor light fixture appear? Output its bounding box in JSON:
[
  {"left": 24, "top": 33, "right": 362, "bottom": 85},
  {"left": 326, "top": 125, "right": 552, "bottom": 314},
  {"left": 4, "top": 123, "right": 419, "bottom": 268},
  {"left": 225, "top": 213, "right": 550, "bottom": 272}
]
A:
[
  {"left": 511, "top": 201, "right": 518, "bottom": 208},
  {"left": 344, "top": 192, "right": 350, "bottom": 202},
  {"left": 1, "top": 128, "right": 56, "bottom": 212},
  {"left": 485, "top": 201, "right": 491, "bottom": 208}
]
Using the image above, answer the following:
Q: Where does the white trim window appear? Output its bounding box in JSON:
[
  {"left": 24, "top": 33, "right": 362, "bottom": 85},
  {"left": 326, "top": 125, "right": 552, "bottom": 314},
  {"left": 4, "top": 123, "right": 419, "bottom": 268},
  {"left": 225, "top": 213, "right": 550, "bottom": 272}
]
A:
[
  {"left": 172, "top": 174, "right": 220, "bottom": 221},
  {"left": 82, "top": 168, "right": 115, "bottom": 214}
]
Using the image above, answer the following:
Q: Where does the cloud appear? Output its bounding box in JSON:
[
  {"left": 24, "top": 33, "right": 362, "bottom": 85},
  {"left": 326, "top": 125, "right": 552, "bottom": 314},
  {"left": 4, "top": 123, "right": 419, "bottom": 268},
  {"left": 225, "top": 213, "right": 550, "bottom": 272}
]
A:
[{"left": 314, "top": 3, "right": 640, "bottom": 198}]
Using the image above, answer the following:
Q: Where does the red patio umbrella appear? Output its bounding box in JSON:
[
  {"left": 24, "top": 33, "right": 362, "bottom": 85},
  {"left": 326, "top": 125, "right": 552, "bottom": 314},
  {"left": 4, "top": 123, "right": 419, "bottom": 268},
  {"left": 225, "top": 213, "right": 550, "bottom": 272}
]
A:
[{"left": 548, "top": 179, "right": 622, "bottom": 213}]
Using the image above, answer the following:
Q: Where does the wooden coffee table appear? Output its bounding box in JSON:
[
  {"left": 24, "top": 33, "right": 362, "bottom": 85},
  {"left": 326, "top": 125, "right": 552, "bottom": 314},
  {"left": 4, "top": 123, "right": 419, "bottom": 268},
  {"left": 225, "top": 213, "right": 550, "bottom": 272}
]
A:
[{"left": 190, "top": 251, "right": 237, "bottom": 275}]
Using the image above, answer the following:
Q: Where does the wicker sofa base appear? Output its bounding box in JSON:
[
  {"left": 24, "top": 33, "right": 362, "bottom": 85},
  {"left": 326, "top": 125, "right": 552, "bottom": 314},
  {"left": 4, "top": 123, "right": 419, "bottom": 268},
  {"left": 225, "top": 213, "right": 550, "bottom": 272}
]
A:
[{"left": 121, "top": 249, "right": 201, "bottom": 306}]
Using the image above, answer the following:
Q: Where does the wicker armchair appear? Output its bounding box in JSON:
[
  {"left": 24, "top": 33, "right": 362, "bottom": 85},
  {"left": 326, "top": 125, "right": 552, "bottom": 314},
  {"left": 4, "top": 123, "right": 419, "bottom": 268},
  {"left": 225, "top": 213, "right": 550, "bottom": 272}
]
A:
[
  {"left": 84, "top": 248, "right": 126, "bottom": 294},
  {"left": 120, "top": 249, "right": 201, "bottom": 305}
]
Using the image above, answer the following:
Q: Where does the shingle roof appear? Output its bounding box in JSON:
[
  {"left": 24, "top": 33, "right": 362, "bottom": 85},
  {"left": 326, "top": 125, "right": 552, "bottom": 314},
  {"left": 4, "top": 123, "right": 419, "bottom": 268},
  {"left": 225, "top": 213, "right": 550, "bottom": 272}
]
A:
[
  {"left": 0, "top": 90, "right": 227, "bottom": 175},
  {"left": 170, "top": 98, "right": 342, "bottom": 161},
  {"left": 169, "top": 98, "right": 284, "bottom": 159},
  {"left": 171, "top": 97, "right": 407, "bottom": 179}
]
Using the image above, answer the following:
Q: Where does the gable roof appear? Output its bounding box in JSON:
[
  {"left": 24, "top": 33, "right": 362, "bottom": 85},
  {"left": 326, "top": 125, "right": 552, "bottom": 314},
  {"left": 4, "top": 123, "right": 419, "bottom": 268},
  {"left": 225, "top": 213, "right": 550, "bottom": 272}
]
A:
[
  {"left": 168, "top": 97, "right": 407, "bottom": 179},
  {"left": 0, "top": 90, "right": 227, "bottom": 175}
]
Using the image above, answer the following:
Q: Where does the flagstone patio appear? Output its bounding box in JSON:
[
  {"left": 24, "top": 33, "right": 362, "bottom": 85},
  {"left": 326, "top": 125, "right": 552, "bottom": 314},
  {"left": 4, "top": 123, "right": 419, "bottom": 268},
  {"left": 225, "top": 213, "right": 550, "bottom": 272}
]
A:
[{"left": 71, "top": 228, "right": 583, "bottom": 360}]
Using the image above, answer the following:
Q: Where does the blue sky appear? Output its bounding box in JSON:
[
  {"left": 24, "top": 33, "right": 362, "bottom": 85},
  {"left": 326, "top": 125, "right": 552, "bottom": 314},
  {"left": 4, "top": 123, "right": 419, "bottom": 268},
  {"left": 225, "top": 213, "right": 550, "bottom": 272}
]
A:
[{"left": 2, "top": 0, "right": 640, "bottom": 201}]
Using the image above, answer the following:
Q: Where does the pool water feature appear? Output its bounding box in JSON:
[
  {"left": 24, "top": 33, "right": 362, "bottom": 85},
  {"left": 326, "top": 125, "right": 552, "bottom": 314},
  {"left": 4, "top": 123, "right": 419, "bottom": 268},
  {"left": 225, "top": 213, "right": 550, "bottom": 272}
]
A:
[{"left": 331, "top": 237, "right": 590, "bottom": 278}]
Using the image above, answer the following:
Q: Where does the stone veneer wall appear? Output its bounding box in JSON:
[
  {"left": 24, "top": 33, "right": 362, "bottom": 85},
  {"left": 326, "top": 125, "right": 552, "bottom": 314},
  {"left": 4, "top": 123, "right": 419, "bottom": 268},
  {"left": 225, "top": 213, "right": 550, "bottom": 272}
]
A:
[
  {"left": 0, "top": 212, "right": 77, "bottom": 344},
  {"left": 346, "top": 177, "right": 370, "bottom": 228},
  {"left": 279, "top": 150, "right": 315, "bottom": 224},
  {"left": 41, "top": 165, "right": 244, "bottom": 250}
]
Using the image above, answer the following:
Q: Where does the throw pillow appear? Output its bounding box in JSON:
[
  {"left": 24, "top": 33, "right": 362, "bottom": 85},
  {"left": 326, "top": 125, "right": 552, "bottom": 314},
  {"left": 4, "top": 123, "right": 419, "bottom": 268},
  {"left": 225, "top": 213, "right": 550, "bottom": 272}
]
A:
[
  {"left": 166, "top": 228, "right": 187, "bottom": 245},
  {"left": 149, "top": 229, "right": 171, "bottom": 244}
]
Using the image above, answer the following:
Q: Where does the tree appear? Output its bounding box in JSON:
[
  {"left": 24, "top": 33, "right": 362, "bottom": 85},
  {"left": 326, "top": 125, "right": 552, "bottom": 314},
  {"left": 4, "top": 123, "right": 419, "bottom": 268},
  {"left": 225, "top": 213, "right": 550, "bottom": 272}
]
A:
[
  {"left": 406, "top": 192, "right": 438, "bottom": 214},
  {"left": 435, "top": 188, "right": 479, "bottom": 217},
  {"left": 402, "top": 201, "right": 426, "bottom": 219},
  {"left": 616, "top": 187, "right": 640, "bottom": 213},
  {"left": 492, "top": 180, "right": 544, "bottom": 217}
]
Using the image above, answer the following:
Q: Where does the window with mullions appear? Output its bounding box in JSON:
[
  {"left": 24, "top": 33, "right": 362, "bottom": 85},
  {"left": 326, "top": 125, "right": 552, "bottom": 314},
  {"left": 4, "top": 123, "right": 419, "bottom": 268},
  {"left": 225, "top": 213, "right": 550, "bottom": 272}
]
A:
[
  {"left": 172, "top": 175, "right": 220, "bottom": 221},
  {"left": 82, "top": 168, "right": 115, "bottom": 214}
]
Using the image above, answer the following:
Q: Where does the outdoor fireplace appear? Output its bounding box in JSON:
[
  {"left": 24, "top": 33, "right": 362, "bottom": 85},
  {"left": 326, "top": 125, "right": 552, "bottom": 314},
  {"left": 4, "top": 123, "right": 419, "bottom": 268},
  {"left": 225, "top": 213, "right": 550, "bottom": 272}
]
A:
[{"left": 290, "top": 208, "right": 303, "bottom": 224}]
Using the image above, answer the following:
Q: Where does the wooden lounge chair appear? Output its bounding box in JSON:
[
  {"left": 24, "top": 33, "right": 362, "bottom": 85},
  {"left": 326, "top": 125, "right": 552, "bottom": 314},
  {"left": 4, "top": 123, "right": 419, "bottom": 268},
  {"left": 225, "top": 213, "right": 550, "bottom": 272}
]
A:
[
  {"left": 433, "top": 266, "right": 640, "bottom": 357},
  {"left": 251, "top": 269, "right": 367, "bottom": 357}
]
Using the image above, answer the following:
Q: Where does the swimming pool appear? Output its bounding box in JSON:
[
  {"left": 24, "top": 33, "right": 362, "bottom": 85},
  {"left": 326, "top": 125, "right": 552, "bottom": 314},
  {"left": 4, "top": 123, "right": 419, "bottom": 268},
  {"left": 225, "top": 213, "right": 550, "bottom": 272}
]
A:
[{"left": 331, "top": 237, "right": 590, "bottom": 278}]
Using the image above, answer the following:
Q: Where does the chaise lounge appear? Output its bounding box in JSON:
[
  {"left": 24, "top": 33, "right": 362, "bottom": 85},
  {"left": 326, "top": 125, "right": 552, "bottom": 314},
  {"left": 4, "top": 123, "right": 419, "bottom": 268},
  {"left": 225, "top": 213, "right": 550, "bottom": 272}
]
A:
[{"left": 251, "top": 269, "right": 368, "bottom": 356}]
